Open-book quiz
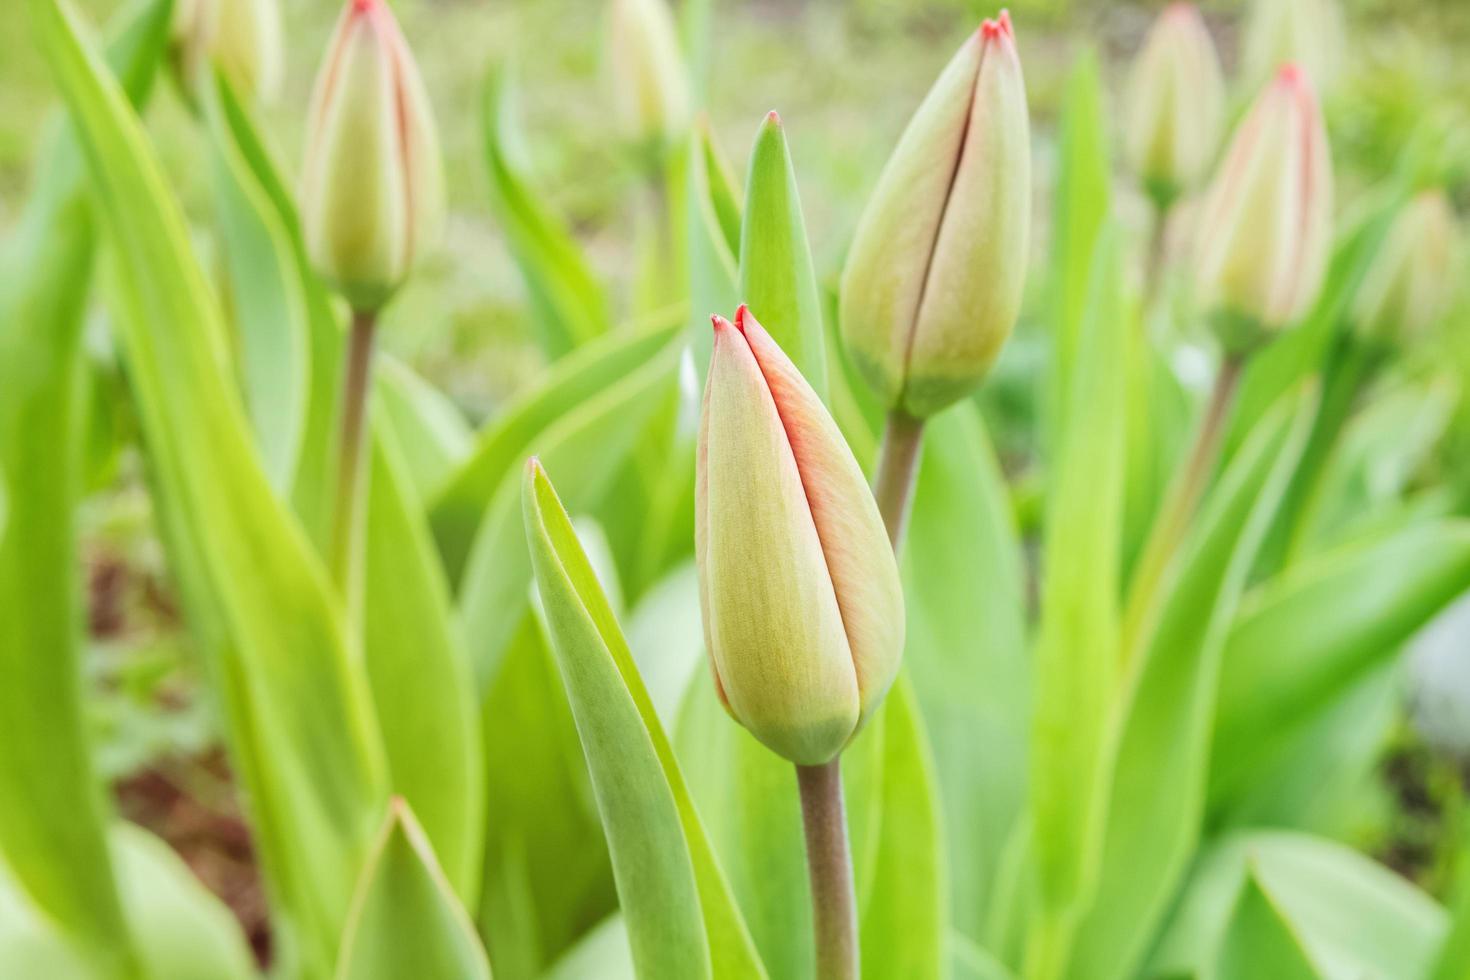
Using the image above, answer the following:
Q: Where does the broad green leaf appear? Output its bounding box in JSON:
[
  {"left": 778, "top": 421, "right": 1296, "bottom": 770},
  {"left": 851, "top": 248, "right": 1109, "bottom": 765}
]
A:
[
  {"left": 1044, "top": 48, "right": 1110, "bottom": 451},
  {"left": 363, "top": 425, "right": 484, "bottom": 906},
  {"left": 1215, "top": 870, "right": 1323, "bottom": 980},
  {"left": 478, "top": 617, "right": 615, "bottom": 977},
  {"left": 858, "top": 676, "right": 945, "bottom": 980},
  {"left": 483, "top": 67, "right": 609, "bottom": 357},
  {"left": 31, "top": 2, "right": 388, "bottom": 974},
  {"left": 1067, "top": 386, "right": 1317, "bottom": 980},
  {"left": 203, "top": 71, "right": 309, "bottom": 493},
  {"left": 429, "top": 316, "right": 681, "bottom": 584},
  {"left": 902, "top": 403, "right": 1029, "bottom": 942},
  {"left": 375, "top": 356, "right": 473, "bottom": 501},
  {"left": 625, "top": 563, "right": 707, "bottom": 730},
  {"left": 542, "top": 916, "right": 636, "bottom": 980},
  {"left": 684, "top": 120, "right": 742, "bottom": 386},
  {"left": 337, "top": 801, "right": 492, "bottom": 980},
  {"left": 1429, "top": 815, "right": 1470, "bottom": 980},
  {"left": 0, "top": 823, "right": 257, "bottom": 980},
  {"left": 1029, "top": 225, "right": 1126, "bottom": 927},
  {"left": 204, "top": 67, "right": 346, "bottom": 555},
  {"left": 0, "top": 0, "right": 169, "bottom": 968},
  {"left": 1149, "top": 831, "right": 1447, "bottom": 978},
  {"left": 675, "top": 670, "right": 811, "bottom": 979},
  {"left": 738, "top": 110, "right": 827, "bottom": 400},
  {"left": 457, "top": 336, "right": 683, "bottom": 687},
  {"left": 951, "top": 934, "right": 1018, "bottom": 980},
  {"left": 1210, "top": 521, "right": 1470, "bottom": 809},
  {"left": 524, "top": 461, "right": 767, "bottom": 979}
]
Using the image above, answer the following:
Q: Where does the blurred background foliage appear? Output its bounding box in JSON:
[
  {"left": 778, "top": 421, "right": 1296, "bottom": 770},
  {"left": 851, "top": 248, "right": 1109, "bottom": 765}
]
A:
[{"left": 4, "top": 0, "right": 1470, "bottom": 955}]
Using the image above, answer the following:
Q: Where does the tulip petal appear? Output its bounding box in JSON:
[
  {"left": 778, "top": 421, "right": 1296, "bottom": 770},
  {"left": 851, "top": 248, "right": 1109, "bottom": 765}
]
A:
[
  {"left": 699, "top": 315, "right": 859, "bottom": 764},
  {"left": 735, "top": 307, "right": 905, "bottom": 728}
]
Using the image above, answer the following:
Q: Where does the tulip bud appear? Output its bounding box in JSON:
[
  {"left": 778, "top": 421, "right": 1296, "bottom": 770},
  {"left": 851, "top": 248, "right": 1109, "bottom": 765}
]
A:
[
  {"left": 214, "top": 0, "right": 284, "bottom": 102},
  {"left": 696, "top": 306, "right": 904, "bottom": 765},
  {"left": 1193, "top": 65, "right": 1334, "bottom": 350},
  {"left": 1243, "top": 0, "right": 1345, "bottom": 95},
  {"left": 301, "top": 0, "right": 446, "bottom": 313},
  {"left": 607, "top": 0, "right": 690, "bottom": 153},
  {"left": 1351, "top": 191, "right": 1461, "bottom": 344},
  {"left": 838, "top": 12, "right": 1030, "bottom": 419},
  {"left": 1123, "top": 4, "right": 1226, "bottom": 206},
  {"left": 170, "top": 0, "right": 282, "bottom": 103}
]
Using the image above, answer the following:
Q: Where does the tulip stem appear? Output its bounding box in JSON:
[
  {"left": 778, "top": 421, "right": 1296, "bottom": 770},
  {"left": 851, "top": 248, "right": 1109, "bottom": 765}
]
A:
[
  {"left": 330, "top": 309, "right": 377, "bottom": 612},
  {"left": 873, "top": 410, "right": 926, "bottom": 551},
  {"left": 796, "top": 759, "right": 859, "bottom": 980},
  {"left": 1122, "top": 353, "right": 1243, "bottom": 657}
]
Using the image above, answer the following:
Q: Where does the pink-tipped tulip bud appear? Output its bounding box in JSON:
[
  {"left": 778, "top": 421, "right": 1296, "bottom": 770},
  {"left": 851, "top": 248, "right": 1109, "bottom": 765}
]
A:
[
  {"left": 607, "top": 0, "right": 690, "bottom": 153},
  {"left": 301, "top": 0, "right": 445, "bottom": 313},
  {"left": 696, "top": 306, "right": 905, "bottom": 765},
  {"left": 838, "top": 12, "right": 1030, "bottom": 419},
  {"left": 1352, "top": 191, "right": 1461, "bottom": 345},
  {"left": 1124, "top": 4, "right": 1226, "bottom": 207},
  {"left": 1193, "top": 65, "right": 1333, "bottom": 351}
]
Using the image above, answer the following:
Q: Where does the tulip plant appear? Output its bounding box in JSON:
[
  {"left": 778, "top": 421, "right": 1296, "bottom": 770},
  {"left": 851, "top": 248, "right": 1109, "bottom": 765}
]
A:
[{"left": 2, "top": 0, "right": 1470, "bottom": 979}]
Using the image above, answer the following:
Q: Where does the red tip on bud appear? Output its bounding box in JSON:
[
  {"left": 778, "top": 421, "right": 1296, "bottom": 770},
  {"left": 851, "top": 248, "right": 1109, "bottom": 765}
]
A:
[
  {"left": 766, "top": 109, "right": 782, "bottom": 125},
  {"left": 1276, "top": 63, "right": 1304, "bottom": 87},
  {"left": 352, "top": 0, "right": 375, "bottom": 12},
  {"left": 734, "top": 304, "right": 753, "bottom": 333},
  {"left": 711, "top": 313, "right": 731, "bottom": 334}
]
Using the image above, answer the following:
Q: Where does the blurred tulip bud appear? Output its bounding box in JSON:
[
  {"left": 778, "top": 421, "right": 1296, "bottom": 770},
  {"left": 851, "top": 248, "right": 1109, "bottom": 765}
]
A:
[
  {"left": 696, "top": 306, "right": 904, "bottom": 765},
  {"left": 1243, "top": 0, "right": 1345, "bottom": 95},
  {"left": 607, "top": 0, "right": 690, "bottom": 153},
  {"left": 1352, "top": 191, "right": 1461, "bottom": 344},
  {"left": 170, "top": 0, "right": 282, "bottom": 102},
  {"left": 838, "top": 12, "right": 1030, "bottom": 419},
  {"left": 1193, "top": 65, "right": 1333, "bottom": 349},
  {"left": 215, "top": 0, "right": 284, "bottom": 102},
  {"left": 301, "top": 0, "right": 445, "bottom": 313},
  {"left": 1124, "top": 3, "right": 1226, "bottom": 206}
]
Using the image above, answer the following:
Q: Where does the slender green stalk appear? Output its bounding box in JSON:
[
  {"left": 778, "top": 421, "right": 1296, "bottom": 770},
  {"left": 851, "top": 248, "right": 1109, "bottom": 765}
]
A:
[
  {"left": 1141, "top": 200, "right": 1172, "bottom": 317},
  {"left": 330, "top": 309, "right": 378, "bottom": 609},
  {"left": 872, "top": 410, "right": 926, "bottom": 551},
  {"left": 796, "top": 760, "right": 859, "bottom": 980},
  {"left": 1122, "top": 354, "right": 1243, "bottom": 656}
]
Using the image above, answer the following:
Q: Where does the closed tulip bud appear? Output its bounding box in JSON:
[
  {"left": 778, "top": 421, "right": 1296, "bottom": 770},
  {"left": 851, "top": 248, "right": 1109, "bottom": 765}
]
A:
[
  {"left": 301, "top": 0, "right": 445, "bottom": 313},
  {"left": 170, "top": 0, "right": 282, "bottom": 103},
  {"left": 1124, "top": 3, "right": 1226, "bottom": 206},
  {"left": 1193, "top": 65, "right": 1333, "bottom": 349},
  {"left": 839, "top": 12, "right": 1030, "bottom": 419},
  {"left": 214, "top": 0, "right": 284, "bottom": 102},
  {"left": 1243, "top": 0, "right": 1345, "bottom": 95},
  {"left": 696, "top": 306, "right": 904, "bottom": 765},
  {"left": 607, "top": 0, "right": 690, "bottom": 152},
  {"left": 1352, "top": 192, "right": 1461, "bottom": 344}
]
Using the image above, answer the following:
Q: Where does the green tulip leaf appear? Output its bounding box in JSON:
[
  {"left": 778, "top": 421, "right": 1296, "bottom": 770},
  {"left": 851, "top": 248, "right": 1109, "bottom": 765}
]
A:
[
  {"left": 363, "top": 424, "right": 485, "bottom": 906},
  {"left": 524, "top": 460, "right": 767, "bottom": 980},
  {"left": 1215, "top": 869, "right": 1324, "bottom": 980},
  {"left": 1210, "top": 520, "right": 1470, "bottom": 811},
  {"left": 337, "top": 800, "right": 492, "bottom": 980},
  {"left": 482, "top": 67, "right": 609, "bottom": 358},
  {"left": 30, "top": 2, "right": 389, "bottom": 973},
  {"left": 0, "top": 0, "right": 169, "bottom": 968},
  {"left": 738, "top": 111, "right": 826, "bottom": 400},
  {"left": 1067, "top": 385, "right": 1317, "bottom": 980}
]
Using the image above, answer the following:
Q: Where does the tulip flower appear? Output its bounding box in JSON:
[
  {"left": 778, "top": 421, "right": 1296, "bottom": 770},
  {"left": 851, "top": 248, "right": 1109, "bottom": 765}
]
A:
[
  {"left": 1193, "top": 64, "right": 1333, "bottom": 350},
  {"left": 1123, "top": 3, "right": 1225, "bottom": 206},
  {"left": 696, "top": 306, "right": 904, "bottom": 766},
  {"left": 838, "top": 11, "right": 1030, "bottom": 420},
  {"left": 607, "top": 0, "right": 690, "bottom": 152},
  {"left": 301, "top": 0, "right": 445, "bottom": 314},
  {"left": 169, "top": 0, "right": 282, "bottom": 103},
  {"left": 1352, "top": 191, "right": 1461, "bottom": 344},
  {"left": 1243, "top": 0, "right": 1345, "bottom": 95}
]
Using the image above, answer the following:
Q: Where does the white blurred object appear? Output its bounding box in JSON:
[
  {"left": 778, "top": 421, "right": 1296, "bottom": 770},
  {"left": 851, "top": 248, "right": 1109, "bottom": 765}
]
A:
[{"left": 1408, "top": 592, "right": 1470, "bottom": 756}]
